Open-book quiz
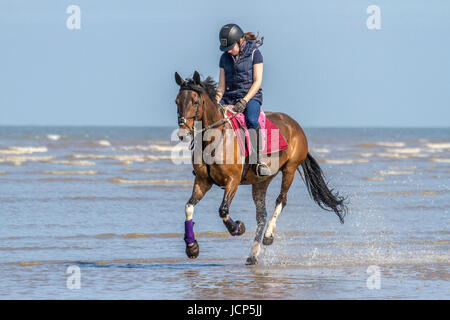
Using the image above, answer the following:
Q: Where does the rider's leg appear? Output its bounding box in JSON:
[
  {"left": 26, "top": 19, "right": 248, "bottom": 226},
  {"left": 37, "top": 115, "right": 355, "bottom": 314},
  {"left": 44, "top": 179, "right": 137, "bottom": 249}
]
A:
[
  {"left": 243, "top": 99, "right": 261, "bottom": 129},
  {"left": 245, "top": 99, "right": 261, "bottom": 166},
  {"left": 245, "top": 100, "right": 271, "bottom": 176}
]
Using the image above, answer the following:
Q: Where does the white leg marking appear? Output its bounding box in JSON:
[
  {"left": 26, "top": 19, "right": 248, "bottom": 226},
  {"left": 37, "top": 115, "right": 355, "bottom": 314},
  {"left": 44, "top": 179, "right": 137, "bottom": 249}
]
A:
[
  {"left": 265, "top": 203, "right": 283, "bottom": 238},
  {"left": 185, "top": 204, "right": 194, "bottom": 221},
  {"left": 250, "top": 240, "right": 261, "bottom": 258}
]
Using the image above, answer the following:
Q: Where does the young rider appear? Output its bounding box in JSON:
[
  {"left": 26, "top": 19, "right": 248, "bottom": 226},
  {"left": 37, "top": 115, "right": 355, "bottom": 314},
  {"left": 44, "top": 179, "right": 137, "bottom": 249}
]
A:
[{"left": 215, "top": 23, "right": 271, "bottom": 176}]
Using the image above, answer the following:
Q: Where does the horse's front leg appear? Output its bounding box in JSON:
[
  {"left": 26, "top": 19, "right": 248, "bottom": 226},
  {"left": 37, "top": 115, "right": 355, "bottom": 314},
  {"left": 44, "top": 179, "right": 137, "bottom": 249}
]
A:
[
  {"left": 219, "top": 177, "right": 246, "bottom": 237},
  {"left": 185, "top": 177, "right": 212, "bottom": 259}
]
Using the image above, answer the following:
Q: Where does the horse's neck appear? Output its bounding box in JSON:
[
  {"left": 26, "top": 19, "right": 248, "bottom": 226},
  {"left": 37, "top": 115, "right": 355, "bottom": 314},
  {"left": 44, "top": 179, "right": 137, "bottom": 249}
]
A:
[
  {"left": 202, "top": 97, "right": 224, "bottom": 127},
  {"left": 198, "top": 95, "right": 242, "bottom": 167}
]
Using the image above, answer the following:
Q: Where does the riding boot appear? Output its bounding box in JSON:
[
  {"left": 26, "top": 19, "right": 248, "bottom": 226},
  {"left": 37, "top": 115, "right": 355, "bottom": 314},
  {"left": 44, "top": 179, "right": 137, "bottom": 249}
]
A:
[{"left": 249, "top": 125, "right": 271, "bottom": 177}]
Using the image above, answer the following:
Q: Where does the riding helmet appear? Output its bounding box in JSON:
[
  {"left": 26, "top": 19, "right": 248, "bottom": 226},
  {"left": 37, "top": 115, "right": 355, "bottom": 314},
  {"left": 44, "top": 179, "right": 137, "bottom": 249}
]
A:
[{"left": 219, "top": 23, "right": 244, "bottom": 51}]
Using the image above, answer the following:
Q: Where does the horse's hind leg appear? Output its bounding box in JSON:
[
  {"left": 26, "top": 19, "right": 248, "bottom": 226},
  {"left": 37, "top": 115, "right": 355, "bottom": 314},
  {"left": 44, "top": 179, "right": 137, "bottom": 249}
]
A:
[
  {"left": 263, "top": 165, "right": 296, "bottom": 245},
  {"left": 246, "top": 178, "right": 272, "bottom": 265},
  {"left": 184, "top": 177, "right": 212, "bottom": 259}
]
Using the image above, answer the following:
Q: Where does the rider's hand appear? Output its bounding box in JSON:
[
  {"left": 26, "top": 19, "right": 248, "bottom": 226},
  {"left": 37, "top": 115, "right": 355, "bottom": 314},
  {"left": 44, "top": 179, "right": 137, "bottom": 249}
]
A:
[{"left": 234, "top": 98, "right": 247, "bottom": 113}]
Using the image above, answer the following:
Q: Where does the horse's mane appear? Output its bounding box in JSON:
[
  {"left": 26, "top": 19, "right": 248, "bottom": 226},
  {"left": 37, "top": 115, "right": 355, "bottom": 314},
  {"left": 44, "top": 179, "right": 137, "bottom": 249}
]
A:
[{"left": 184, "top": 75, "right": 218, "bottom": 104}]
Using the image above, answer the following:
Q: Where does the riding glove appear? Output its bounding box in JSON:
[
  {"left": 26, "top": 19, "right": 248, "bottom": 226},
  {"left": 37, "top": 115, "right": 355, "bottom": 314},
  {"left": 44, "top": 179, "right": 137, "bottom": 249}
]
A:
[{"left": 234, "top": 98, "right": 247, "bottom": 113}]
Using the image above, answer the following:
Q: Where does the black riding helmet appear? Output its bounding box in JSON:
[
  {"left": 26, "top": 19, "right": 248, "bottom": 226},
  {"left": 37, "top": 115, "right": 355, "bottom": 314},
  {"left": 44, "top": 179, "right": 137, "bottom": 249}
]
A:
[{"left": 219, "top": 23, "right": 244, "bottom": 52}]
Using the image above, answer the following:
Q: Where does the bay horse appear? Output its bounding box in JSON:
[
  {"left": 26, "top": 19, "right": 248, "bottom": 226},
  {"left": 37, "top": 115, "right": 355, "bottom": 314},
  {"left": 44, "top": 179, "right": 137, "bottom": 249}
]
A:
[{"left": 174, "top": 71, "right": 347, "bottom": 265}]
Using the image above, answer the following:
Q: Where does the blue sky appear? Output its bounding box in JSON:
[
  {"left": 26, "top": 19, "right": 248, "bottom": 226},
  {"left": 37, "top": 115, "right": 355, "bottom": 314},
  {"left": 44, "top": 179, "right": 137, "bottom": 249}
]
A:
[{"left": 0, "top": 0, "right": 449, "bottom": 127}]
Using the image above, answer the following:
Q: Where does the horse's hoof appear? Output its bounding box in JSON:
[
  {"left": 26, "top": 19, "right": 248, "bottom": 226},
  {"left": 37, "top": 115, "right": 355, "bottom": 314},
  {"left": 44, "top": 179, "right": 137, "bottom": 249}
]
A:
[
  {"left": 262, "top": 235, "right": 274, "bottom": 246},
  {"left": 224, "top": 219, "right": 246, "bottom": 236},
  {"left": 245, "top": 256, "right": 258, "bottom": 265},
  {"left": 186, "top": 240, "right": 199, "bottom": 259},
  {"left": 235, "top": 221, "right": 246, "bottom": 236}
]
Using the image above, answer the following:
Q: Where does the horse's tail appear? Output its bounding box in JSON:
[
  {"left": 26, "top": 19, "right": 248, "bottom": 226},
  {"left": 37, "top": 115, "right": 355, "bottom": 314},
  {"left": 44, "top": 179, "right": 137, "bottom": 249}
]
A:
[{"left": 298, "top": 153, "right": 348, "bottom": 224}]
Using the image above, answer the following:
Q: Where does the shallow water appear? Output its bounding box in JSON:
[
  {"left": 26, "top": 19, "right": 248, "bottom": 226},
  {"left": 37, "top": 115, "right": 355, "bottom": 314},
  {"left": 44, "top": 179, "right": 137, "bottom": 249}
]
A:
[{"left": 0, "top": 126, "right": 449, "bottom": 299}]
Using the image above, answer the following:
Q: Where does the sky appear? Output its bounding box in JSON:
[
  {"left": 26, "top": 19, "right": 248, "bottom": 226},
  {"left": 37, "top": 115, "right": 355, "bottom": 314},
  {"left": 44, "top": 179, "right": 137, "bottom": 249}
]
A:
[{"left": 0, "top": 0, "right": 449, "bottom": 127}]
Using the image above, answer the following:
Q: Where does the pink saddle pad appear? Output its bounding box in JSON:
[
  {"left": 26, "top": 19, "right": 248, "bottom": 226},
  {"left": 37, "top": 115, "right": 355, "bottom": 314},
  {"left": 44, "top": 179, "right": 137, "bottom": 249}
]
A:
[{"left": 225, "top": 105, "right": 288, "bottom": 157}]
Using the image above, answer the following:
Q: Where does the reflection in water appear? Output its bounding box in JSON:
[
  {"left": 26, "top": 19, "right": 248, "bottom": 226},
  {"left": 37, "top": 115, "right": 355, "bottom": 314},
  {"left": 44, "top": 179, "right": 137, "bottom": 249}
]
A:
[{"left": 181, "top": 264, "right": 323, "bottom": 299}]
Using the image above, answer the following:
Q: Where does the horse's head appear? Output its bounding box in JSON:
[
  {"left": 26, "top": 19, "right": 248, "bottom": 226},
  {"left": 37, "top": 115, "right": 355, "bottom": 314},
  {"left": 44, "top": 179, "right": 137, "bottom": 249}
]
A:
[{"left": 174, "top": 71, "right": 205, "bottom": 142}]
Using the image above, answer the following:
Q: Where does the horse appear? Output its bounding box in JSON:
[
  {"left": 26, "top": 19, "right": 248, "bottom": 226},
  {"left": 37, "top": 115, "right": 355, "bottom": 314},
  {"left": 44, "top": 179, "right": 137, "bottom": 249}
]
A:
[{"left": 174, "top": 70, "right": 348, "bottom": 265}]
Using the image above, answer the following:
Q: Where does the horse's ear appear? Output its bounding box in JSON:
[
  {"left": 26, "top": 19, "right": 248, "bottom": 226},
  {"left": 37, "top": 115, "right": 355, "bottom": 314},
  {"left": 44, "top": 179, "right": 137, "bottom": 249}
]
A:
[
  {"left": 193, "top": 71, "right": 201, "bottom": 85},
  {"left": 175, "top": 72, "right": 184, "bottom": 86}
]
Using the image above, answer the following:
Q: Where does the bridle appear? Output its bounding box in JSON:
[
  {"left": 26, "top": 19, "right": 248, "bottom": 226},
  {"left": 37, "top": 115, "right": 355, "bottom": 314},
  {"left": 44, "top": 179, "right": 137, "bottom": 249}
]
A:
[{"left": 177, "top": 83, "right": 204, "bottom": 133}]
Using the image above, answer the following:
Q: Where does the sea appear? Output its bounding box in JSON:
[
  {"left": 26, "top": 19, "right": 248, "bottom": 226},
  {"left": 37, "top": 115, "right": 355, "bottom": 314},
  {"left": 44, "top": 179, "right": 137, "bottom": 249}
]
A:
[{"left": 0, "top": 126, "right": 448, "bottom": 299}]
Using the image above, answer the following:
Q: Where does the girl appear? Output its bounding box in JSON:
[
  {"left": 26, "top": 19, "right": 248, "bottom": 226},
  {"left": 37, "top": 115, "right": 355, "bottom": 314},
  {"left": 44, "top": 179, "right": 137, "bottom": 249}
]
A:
[{"left": 215, "top": 23, "right": 270, "bottom": 176}]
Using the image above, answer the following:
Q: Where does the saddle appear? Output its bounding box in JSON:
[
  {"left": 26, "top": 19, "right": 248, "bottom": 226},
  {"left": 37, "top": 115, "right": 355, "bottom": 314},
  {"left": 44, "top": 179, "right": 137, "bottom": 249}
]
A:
[{"left": 224, "top": 105, "right": 288, "bottom": 157}]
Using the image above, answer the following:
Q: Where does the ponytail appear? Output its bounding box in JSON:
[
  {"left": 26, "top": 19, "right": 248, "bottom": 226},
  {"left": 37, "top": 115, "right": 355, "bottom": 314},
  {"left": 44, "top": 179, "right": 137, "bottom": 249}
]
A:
[{"left": 243, "top": 32, "right": 263, "bottom": 44}]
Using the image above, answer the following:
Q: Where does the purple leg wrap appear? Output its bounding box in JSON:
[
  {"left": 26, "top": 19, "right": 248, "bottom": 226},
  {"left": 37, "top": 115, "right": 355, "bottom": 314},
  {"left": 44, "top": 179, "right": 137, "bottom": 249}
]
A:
[
  {"left": 184, "top": 220, "right": 195, "bottom": 244},
  {"left": 230, "top": 222, "right": 240, "bottom": 236},
  {"left": 224, "top": 218, "right": 240, "bottom": 236}
]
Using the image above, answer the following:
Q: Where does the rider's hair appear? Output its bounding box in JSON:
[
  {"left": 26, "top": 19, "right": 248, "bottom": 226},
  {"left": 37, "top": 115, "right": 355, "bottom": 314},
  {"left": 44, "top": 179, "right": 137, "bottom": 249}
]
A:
[{"left": 243, "top": 32, "right": 262, "bottom": 43}]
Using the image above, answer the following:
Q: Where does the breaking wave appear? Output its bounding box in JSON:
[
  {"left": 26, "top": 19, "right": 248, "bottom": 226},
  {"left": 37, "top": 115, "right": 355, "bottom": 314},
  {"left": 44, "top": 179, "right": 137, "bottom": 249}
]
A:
[
  {"left": 46, "top": 160, "right": 96, "bottom": 166},
  {"left": 120, "top": 144, "right": 188, "bottom": 152},
  {"left": 92, "top": 140, "right": 111, "bottom": 147},
  {"left": 41, "top": 170, "right": 99, "bottom": 175},
  {"left": 0, "top": 155, "right": 55, "bottom": 166},
  {"left": 385, "top": 148, "right": 422, "bottom": 154},
  {"left": 309, "top": 148, "right": 330, "bottom": 153},
  {"left": 122, "top": 168, "right": 185, "bottom": 173},
  {"left": 431, "top": 158, "right": 450, "bottom": 163},
  {"left": 70, "top": 154, "right": 190, "bottom": 163},
  {"left": 376, "top": 170, "right": 415, "bottom": 175},
  {"left": 321, "top": 159, "right": 369, "bottom": 164},
  {"left": 109, "top": 177, "right": 193, "bottom": 185},
  {"left": 46, "top": 134, "right": 61, "bottom": 141},
  {"left": 0, "top": 146, "right": 47, "bottom": 155}
]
